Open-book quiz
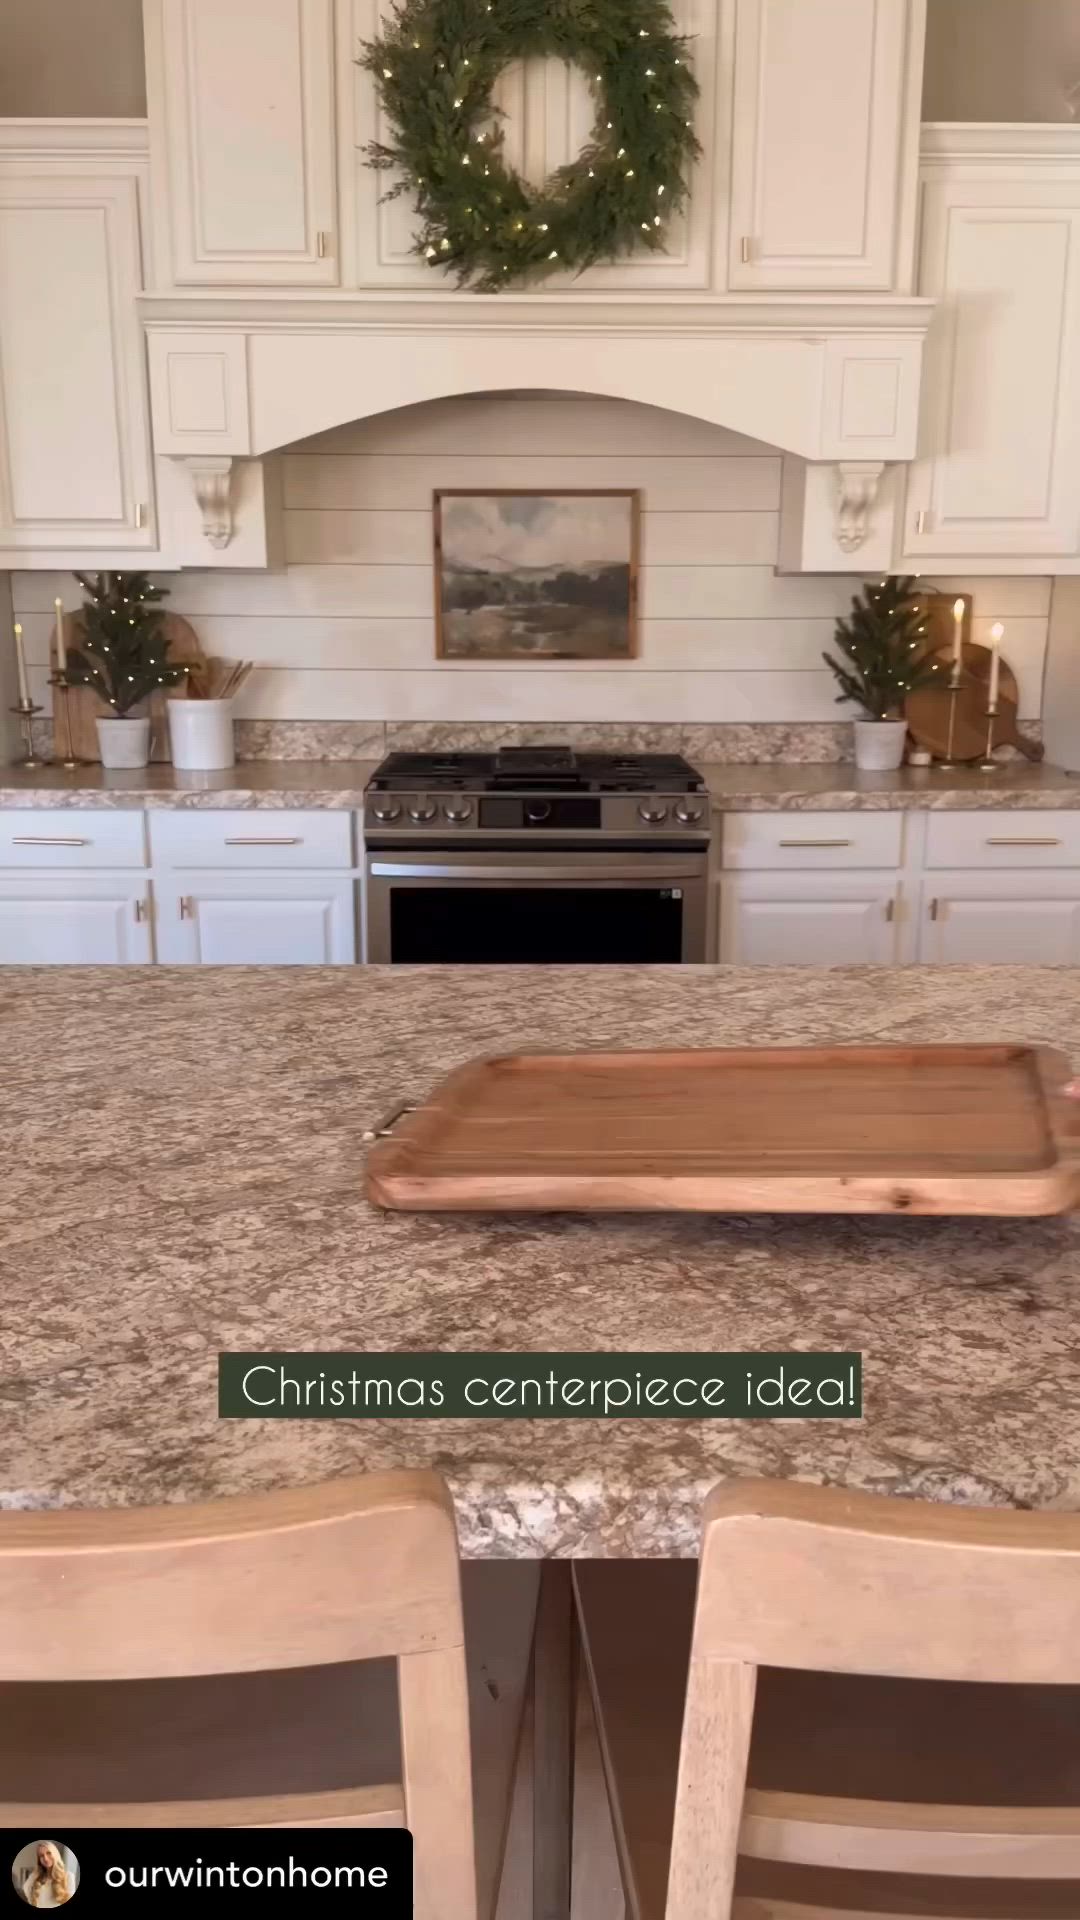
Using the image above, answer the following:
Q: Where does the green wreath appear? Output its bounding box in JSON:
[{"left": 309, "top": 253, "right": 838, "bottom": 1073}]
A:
[{"left": 361, "top": 0, "right": 700, "bottom": 292}]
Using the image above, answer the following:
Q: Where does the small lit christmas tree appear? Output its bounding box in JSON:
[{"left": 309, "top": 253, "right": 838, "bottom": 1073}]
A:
[
  {"left": 66, "top": 571, "right": 184, "bottom": 716},
  {"left": 823, "top": 575, "right": 943, "bottom": 720}
]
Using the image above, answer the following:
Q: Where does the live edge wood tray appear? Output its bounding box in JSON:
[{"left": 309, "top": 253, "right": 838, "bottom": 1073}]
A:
[{"left": 364, "top": 1044, "right": 1080, "bottom": 1217}]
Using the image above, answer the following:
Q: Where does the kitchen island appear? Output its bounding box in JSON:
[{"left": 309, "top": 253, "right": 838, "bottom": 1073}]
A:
[{"left": 2, "top": 964, "right": 1078, "bottom": 1555}]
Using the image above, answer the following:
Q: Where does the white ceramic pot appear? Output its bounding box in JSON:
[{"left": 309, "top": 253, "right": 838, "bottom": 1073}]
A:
[
  {"left": 167, "top": 698, "right": 235, "bottom": 771},
  {"left": 96, "top": 715, "right": 152, "bottom": 769},
  {"left": 853, "top": 718, "right": 908, "bottom": 772}
]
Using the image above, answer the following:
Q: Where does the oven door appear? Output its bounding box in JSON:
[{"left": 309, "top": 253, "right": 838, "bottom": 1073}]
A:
[{"left": 365, "top": 848, "right": 708, "bottom": 964}]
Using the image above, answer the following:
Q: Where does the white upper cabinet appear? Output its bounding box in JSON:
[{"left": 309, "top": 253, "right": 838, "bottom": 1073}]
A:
[
  {"left": 145, "top": 0, "right": 339, "bottom": 285},
  {"left": 728, "top": 0, "right": 922, "bottom": 290},
  {"left": 0, "top": 130, "right": 156, "bottom": 557},
  {"left": 903, "top": 134, "right": 1080, "bottom": 561}
]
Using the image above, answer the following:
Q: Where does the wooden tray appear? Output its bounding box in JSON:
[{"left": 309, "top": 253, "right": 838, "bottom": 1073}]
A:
[{"left": 365, "top": 1044, "right": 1080, "bottom": 1216}]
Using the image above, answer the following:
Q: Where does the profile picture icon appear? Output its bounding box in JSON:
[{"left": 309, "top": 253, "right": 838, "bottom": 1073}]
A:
[{"left": 11, "top": 1840, "right": 78, "bottom": 1907}]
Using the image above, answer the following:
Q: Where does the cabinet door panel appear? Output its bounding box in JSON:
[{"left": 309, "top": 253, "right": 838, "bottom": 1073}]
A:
[
  {"left": 719, "top": 874, "right": 900, "bottom": 965},
  {"left": 0, "top": 171, "right": 155, "bottom": 551},
  {"left": 152, "top": 0, "right": 337, "bottom": 285},
  {"left": 918, "top": 875, "right": 1080, "bottom": 965},
  {"left": 905, "top": 180, "right": 1080, "bottom": 557},
  {"left": 156, "top": 876, "right": 356, "bottom": 963},
  {"left": 0, "top": 878, "right": 152, "bottom": 964},
  {"left": 729, "top": 0, "right": 913, "bottom": 289}
]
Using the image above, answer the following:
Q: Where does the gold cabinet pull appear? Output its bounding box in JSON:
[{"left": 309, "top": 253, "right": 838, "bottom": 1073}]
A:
[
  {"left": 740, "top": 235, "right": 753, "bottom": 264},
  {"left": 12, "top": 834, "right": 90, "bottom": 847},
  {"left": 885, "top": 897, "right": 896, "bottom": 923},
  {"left": 929, "top": 897, "right": 940, "bottom": 921},
  {"left": 778, "top": 838, "right": 854, "bottom": 849},
  {"left": 179, "top": 896, "right": 194, "bottom": 920},
  {"left": 134, "top": 898, "right": 149, "bottom": 924},
  {"left": 985, "top": 836, "right": 1061, "bottom": 847},
  {"left": 223, "top": 836, "right": 303, "bottom": 847},
  {"left": 915, "top": 508, "right": 929, "bottom": 534},
  {"left": 317, "top": 230, "right": 331, "bottom": 258},
  {"left": 135, "top": 502, "right": 146, "bottom": 529}
]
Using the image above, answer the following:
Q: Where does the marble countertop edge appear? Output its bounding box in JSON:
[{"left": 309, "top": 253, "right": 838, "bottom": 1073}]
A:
[{"left": 0, "top": 761, "right": 1079, "bottom": 811}]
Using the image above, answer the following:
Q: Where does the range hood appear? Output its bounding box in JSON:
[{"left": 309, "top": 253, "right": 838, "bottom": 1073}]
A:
[{"left": 142, "top": 288, "right": 934, "bottom": 565}]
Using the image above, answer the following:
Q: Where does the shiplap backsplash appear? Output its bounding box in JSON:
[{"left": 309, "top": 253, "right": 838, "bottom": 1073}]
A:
[{"left": 13, "top": 394, "right": 1051, "bottom": 722}]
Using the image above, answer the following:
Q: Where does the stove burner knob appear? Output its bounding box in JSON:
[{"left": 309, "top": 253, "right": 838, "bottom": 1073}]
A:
[
  {"left": 370, "top": 799, "right": 402, "bottom": 822},
  {"left": 638, "top": 801, "right": 669, "bottom": 824},
  {"left": 407, "top": 796, "right": 438, "bottom": 822},
  {"left": 443, "top": 798, "right": 474, "bottom": 823},
  {"left": 525, "top": 800, "right": 552, "bottom": 824},
  {"left": 674, "top": 800, "right": 704, "bottom": 824}
]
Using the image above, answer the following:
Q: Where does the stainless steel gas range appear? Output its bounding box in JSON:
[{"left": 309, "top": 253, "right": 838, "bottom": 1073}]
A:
[{"left": 363, "top": 746, "right": 710, "bottom": 965}]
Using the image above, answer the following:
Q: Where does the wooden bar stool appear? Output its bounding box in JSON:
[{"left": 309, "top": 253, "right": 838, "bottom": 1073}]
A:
[
  {"left": 574, "top": 1481, "right": 1080, "bottom": 1919},
  {"left": 0, "top": 1470, "right": 537, "bottom": 1920}
]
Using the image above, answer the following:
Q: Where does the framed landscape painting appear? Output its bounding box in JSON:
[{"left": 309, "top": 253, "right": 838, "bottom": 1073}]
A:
[{"left": 434, "top": 490, "right": 640, "bottom": 660}]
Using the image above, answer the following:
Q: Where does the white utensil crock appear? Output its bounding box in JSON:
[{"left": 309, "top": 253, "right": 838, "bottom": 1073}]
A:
[
  {"left": 853, "top": 719, "right": 908, "bottom": 772},
  {"left": 96, "top": 715, "right": 152, "bottom": 769},
  {"left": 167, "top": 698, "right": 235, "bottom": 771}
]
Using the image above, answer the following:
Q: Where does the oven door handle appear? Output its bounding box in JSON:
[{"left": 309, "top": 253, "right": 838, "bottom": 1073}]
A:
[{"left": 368, "top": 860, "right": 704, "bottom": 881}]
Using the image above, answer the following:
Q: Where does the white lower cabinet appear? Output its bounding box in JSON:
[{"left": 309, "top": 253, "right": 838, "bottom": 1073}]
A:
[
  {"left": 155, "top": 875, "right": 356, "bottom": 964},
  {"left": 719, "top": 873, "right": 901, "bottom": 965},
  {"left": 917, "top": 873, "right": 1080, "bottom": 965},
  {"left": 0, "top": 877, "right": 153, "bottom": 963}
]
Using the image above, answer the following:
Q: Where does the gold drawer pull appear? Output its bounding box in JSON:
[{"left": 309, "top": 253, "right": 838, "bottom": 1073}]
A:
[
  {"left": 179, "top": 896, "right": 194, "bottom": 919},
  {"left": 885, "top": 897, "right": 896, "bottom": 923},
  {"left": 12, "top": 834, "right": 90, "bottom": 846},
  {"left": 985, "top": 836, "right": 1061, "bottom": 847},
  {"left": 223, "top": 836, "right": 303, "bottom": 846},
  {"left": 778, "top": 838, "right": 854, "bottom": 849},
  {"left": 929, "top": 897, "right": 940, "bottom": 921}
]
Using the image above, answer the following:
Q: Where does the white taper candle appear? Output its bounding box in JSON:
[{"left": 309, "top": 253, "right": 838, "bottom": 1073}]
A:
[
  {"left": 951, "top": 597, "right": 965, "bottom": 673},
  {"left": 12, "top": 622, "right": 30, "bottom": 707},
  {"left": 988, "top": 621, "right": 1003, "bottom": 708},
  {"left": 54, "top": 597, "right": 66, "bottom": 672}
]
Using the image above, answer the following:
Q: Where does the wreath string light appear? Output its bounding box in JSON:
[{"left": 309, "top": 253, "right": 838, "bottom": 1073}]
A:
[{"left": 361, "top": 0, "right": 700, "bottom": 292}]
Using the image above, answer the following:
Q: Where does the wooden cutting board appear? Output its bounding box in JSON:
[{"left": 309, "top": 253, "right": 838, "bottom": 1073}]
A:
[
  {"left": 365, "top": 1044, "right": 1080, "bottom": 1216},
  {"left": 905, "top": 640, "right": 1044, "bottom": 764},
  {"left": 50, "top": 612, "right": 205, "bottom": 763}
]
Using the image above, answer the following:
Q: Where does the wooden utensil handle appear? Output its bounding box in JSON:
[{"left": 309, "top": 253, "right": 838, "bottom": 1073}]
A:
[{"left": 361, "top": 1102, "right": 419, "bottom": 1144}]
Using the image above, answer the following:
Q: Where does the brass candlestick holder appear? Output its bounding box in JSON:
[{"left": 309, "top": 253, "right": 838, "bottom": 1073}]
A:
[
  {"left": 979, "top": 699, "right": 1000, "bottom": 774},
  {"left": 938, "top": 667, "right": 963, "bottom": 769},
  {"left": 48, "top": 668, "right": 83, "bottom": 770},
  {"left": 9, "top": 698, "right": 45, "bottom": 768}
]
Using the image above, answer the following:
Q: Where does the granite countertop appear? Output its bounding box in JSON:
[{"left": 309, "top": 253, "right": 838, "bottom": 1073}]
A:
[
  {"left": 701, "top": 761, "right": 1080, "bottom": 810},
  {"left": 0, "top": 761, "right": 382, "bottom": 810},
  {"left": 3, "top": 964, "right": 1079, "bottom": 1556},
  {"left": 0, "top": 760, "right": 1078, "bottom": 811}
]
